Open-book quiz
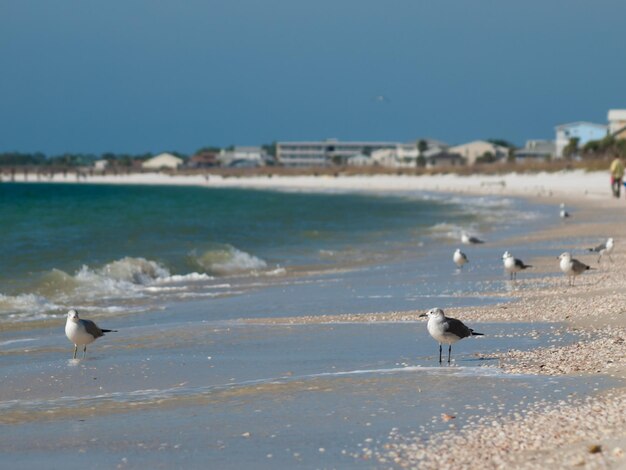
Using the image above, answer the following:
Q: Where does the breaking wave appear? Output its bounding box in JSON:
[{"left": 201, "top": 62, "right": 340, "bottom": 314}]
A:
[{"left": 189, "top": 245, "right": 268, "bottom": 275}]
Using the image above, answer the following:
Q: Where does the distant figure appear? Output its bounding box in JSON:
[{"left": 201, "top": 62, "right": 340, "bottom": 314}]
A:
[
  {"left": 557, "top": 252, "right": 592, "bottom": 286},
  {"left": 453, "top": 248, "right": 468, "bottom": 269},
  {"left": 610, "top": 155, "right": 625, "bottom": 198},
  {"left": 559, "top": 203, "right": 570, "bottom": 219},
  {"left": 502, "top": 251, "right": 532, "bottom": 280},
  {"left": 461, "top": 232, "right": 485, "bottom": 244},
  {"left": 588, "top": 237, "right": 614, "bottom": 263},
  {"left": 419, "top": 308, "right": 483, "bottom": 364},
  {"left": 65, "top": 309, "right": 117, "bottom": 359}
]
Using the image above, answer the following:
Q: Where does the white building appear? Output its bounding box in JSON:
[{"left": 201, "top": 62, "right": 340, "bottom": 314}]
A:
[
  {"left": 448, "top": 140, "right": 509, "bottom": 165},
  {"left": 370, "top": 145, "right": 419, "bottom": 168},
  {"left": 608, "top": 109, "right": 626, "bottom": 139},
  {"left": 142, "top": 153, "right": 184, "bottom": 170},
  {"left": 219, "top": 146, "right": 265, "bottom": 167}
]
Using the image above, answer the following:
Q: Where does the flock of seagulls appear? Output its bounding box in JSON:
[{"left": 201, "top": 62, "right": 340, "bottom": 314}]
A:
[{"left": 431, "top": 216, "right": 614, "bottom": 364}]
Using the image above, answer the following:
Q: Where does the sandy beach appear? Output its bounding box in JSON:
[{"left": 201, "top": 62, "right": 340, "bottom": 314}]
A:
[{"left": 3, "top": 169, "right": 626, "bottom": 468}]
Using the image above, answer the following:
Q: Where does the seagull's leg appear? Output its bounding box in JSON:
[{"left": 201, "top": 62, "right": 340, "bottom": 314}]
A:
[
  {"left": 73, "top": 345, "right": 77, "bottom": 359},
  {"left": 82, "top": 345, "right": 87, "bottom": 359},
  {"left": 609, "top": 254, "right": 614, "bottom": 263},
  {"left": 439, "top": 344, "right": 442, "bottom": 364},
  {"left": 448, "top": 345, "right": 452, "bottom": 364}
]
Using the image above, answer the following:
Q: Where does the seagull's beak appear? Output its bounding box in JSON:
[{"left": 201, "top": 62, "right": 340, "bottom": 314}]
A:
[{"left": 419, "top": 313, "right": 428, "bottom": 318}]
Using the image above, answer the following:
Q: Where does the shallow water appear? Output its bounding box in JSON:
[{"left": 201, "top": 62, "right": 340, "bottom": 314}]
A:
[{"left": 0, "top": 321, "right": 613, "bottom": 468}]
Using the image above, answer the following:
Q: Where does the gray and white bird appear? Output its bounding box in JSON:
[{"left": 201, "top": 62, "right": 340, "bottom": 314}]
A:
[
  {"left": 65, "top": 309, "right": 117, "bottom": 359},
  {"left": 558, "top": 252, "right": 592, "bottom": 286},
  {"left": 461, "top": 232, "right": 485, "bottom": 245},
  {"left": 419, "top": 308, "right": 483, "bottom": 364},
  {"left": 559, "top": 203, "right": 570, "bottom": 219},
  {"left": 502, "top": 251, "right": 532, "bottom": 280},
  {"left": 588, "top": 237, "right": 614, "bottom": 263},
  {"left": 453, "top": 248, "right": 469, "bottom": 269}
]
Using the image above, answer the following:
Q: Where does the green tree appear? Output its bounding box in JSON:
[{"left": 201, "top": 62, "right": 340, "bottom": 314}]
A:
[{"left": 562, "top": 137, "right": 580, "bottom": 159}]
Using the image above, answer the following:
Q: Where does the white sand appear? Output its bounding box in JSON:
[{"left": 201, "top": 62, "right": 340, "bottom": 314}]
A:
[{"left": 3, "top": 169, "right": 613, "bottom": 201}]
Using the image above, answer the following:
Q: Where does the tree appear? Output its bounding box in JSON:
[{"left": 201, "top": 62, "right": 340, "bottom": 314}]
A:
[
  {"left": 416, "top": 139, "right": 428, "bottom": 169},
  {"left": 562, "top": 137, "right": 580, "bottom": 159}
]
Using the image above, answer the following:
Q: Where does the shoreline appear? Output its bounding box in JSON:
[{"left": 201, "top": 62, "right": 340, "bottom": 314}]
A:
[{"left": 5, "top": 171, "right": 626, "bottom": 467}]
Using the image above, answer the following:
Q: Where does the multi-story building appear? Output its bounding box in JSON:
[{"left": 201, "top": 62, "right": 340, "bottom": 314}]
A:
[
  {"left": 555, "top": 122, "right": 607, "bottom": 158},
  {"left": 276, "top": 139, "right": 404, "bottom": 166},
  {"left": 608, "top": 109, "right": 626, "bottom": 139}
]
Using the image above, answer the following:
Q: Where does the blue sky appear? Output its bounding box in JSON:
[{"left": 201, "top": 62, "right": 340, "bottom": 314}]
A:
[{"left": 2, "top": 0, "right": 626, "bottom": 155}]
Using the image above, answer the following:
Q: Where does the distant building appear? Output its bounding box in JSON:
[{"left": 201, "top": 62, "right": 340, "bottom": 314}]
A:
[
  {"left": 346, "top": 154, "right": 375, "bottom": 166},
  {"left": 555, "top": 122, "right": 607, "bottom": 158},
  {"left": 515, "top": 140, "right": 555, "bottom": 162},
  {"left": 93, "top": 159, "right": 108, "bottom": 171},
  {"left": 448, "top": 140, "right": 508, "bottom": 166},
  {"left": 188, "top": 151, "right": 219, "bottom": 168},
  {"left": 424, "top": 150, "right": 465, "bottom": 167},
  {"left": 219, "top": 146, "right": 265, "bottom": 167},
  {"left": 276, "top": 139, "right": 402, "bottom": 167},
  {"left": 370, "top": 144, "right": 419, "bottom": 168},
  {"left": 142, "top": 153, "right": 184, "bottom": 170},
  {"left": 608, "top": 109, "right": 626, "bottom": 139}
]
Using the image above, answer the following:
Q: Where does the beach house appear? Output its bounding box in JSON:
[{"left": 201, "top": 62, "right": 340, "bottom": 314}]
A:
[
  {"left": 608, "top": 109, "right": 626, "bottom": 139},
  {"left": 555, "top": 122, "right": 607, "bottom": 158},
  {"left": 447, "top": 141, "right": 509, "bottom": 166},
  {"left": 141, "top": 153, "right": 184, "bottom": 170},
  {"left": 218, "top": 146, "right": 265, "bottom": 168},
  {"left": 514, "top": 140, "right": 556, "bottom": 162}
]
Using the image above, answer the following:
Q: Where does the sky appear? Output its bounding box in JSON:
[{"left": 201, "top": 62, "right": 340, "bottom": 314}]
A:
[{"left": 2, "top": 0, "right": 626, "bottom": 155}]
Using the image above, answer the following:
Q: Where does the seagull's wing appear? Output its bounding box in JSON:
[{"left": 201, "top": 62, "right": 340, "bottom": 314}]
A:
[
  {"left": 571, "top": 259, "right": 590, "bottom": 274},
  {"left": 589, "top": 242, "right": 605, "bottom": 253},
  {"left": 81, "top": 319, "right": 105, "bottom": 338},
  {"left": 515, "top": 258, "right": 532, "bottom": 269},
  {"left": 443, "top": 317, "right": 472, "bottom": 339}
]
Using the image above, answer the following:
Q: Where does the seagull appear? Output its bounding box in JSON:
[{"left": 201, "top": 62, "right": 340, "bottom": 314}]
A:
[
  {"left": 502, "top": 251, "right": 532, "bottom": 280},
  {"left": 557, "top": 252, "right": 592, "bottom": 286},
  {"left": 461, "top": 232, "right": 485, "bottom": 245},
  {"left": 588, "top": 237, "right": 614, "bottom": 263},
  {"left": 559, "top": 203, "right": 570, "bottom": 219},
  {"left": 65, "top": 309, "right": 117, "bottom": 359},
  {"left": 419, "top": 308, "right": 483, "bottom": 364},
  {"left": 453, "top": 248, "right": 468, "bottom": 269}
]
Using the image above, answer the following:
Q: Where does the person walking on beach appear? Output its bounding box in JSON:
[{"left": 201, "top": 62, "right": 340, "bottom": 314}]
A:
[{"left": 610, "top": 154, "right": 625, "bottom": 198}]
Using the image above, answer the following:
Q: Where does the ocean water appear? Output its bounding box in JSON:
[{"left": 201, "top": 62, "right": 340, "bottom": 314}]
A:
[
  {"left": 3, "top": 182, "right": 609, "bottom": 469},
  {"left": 0, "top": 182, "right": 544, "bottom": 323}
]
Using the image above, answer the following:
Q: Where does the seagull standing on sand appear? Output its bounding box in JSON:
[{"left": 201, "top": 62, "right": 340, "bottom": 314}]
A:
[
  {"left": 502, "top": 251, "right": 532, "bottom": 280},
  {"left": 559, "top": 203, "right": 570, "bottom": 219},
  {"left": 419, "top": 308, "right": 483, "bottom": 364},
  {"left": 65, "top": 309, "right": 117, "bottom": 359},
  {"left": 461, "top": 232, "right": 485, "bottom": 245},
  {"left": 558, "top": 252, "right": 592, "bottom": 286},
  {"left": 453, "top": 249, "right": 468, "bottom": 269},
  {"left": 588, "top": 237, "right": 614, "bottom": 263}
]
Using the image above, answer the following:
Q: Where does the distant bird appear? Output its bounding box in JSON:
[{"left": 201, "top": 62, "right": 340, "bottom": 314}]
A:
[
  {"left": 502, "top": 251, "right": 532, "bottom": 280},
  {"left": 453, "top": 248, "right": 468, "bottom": 269},
  {"left": 461, "top": 232, "right": 485, "bottom": 245},
  {"left": 559, "top": 203, "right": 570, "bottom": 219},
  {"left": 65, "top": 309, "right": 117, "bottom": 359},
  {"left": 588, "top": 237, "right": 614, "bottom": 263},
  {"left": 419, "top": 308, "right": 483, "bottom": 364},
  {"left": 558, "top": 252, "right": 592, "bottom": 286}
]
